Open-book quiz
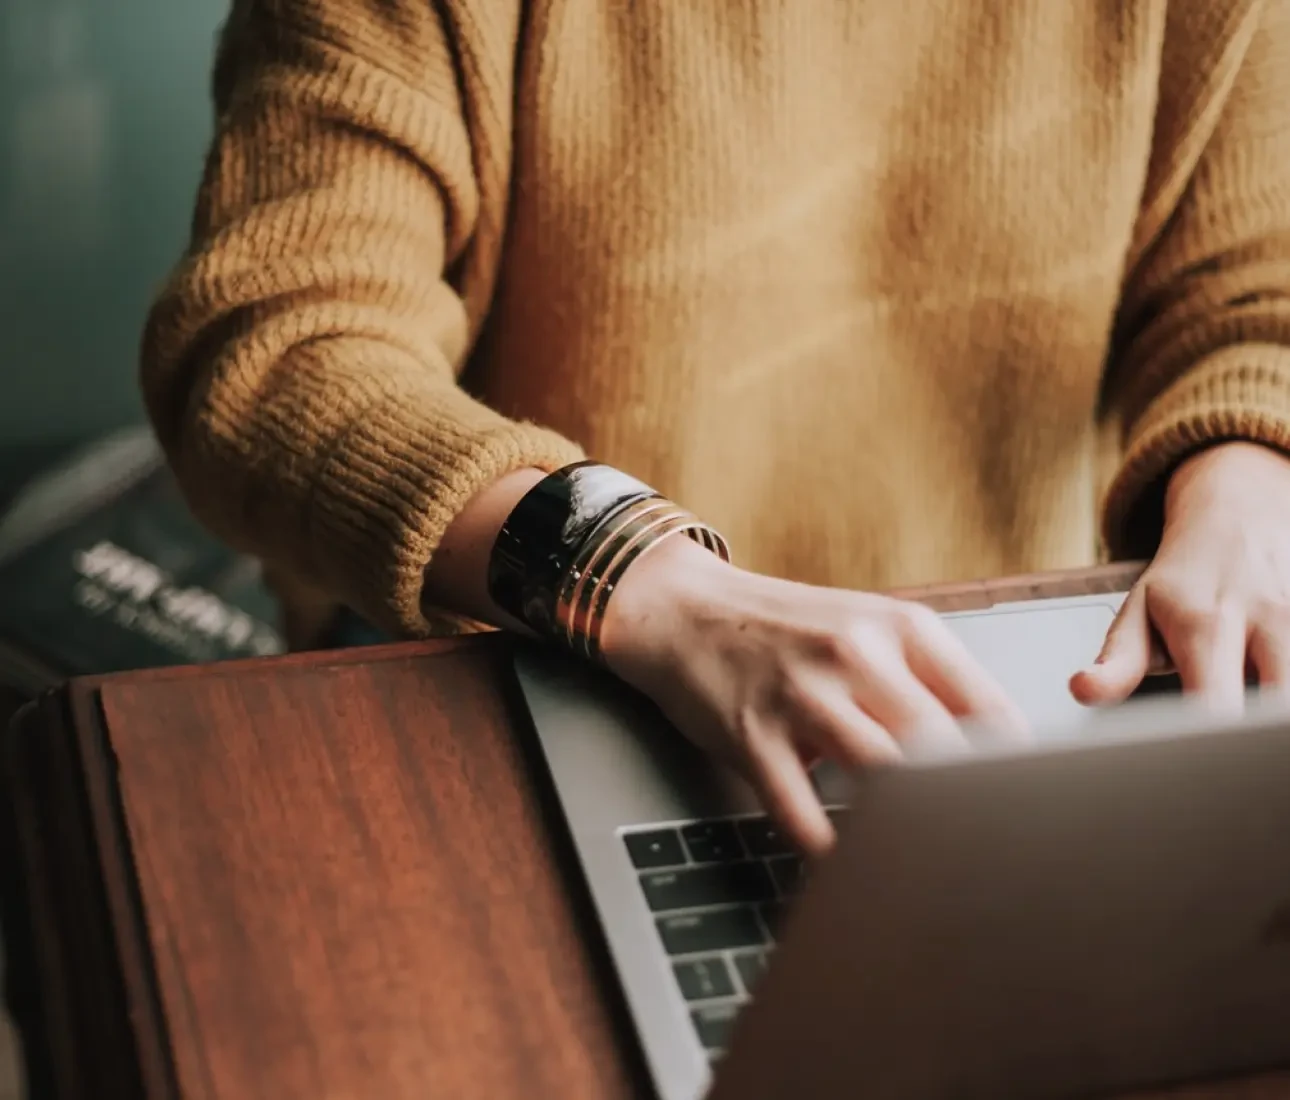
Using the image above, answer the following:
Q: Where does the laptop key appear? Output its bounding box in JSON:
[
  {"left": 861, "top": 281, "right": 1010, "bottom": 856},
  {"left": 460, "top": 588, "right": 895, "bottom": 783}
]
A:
[
  {"left": 767, "top": 855, "right": 804, "bottom": 895},
  {"left": 736, "top": 816, "right": 793, "bottom": 857},
  {"left": 640, "top": 862, "right": 775, "bottom": 912},
  {"left": 657, "top": 906, "right": 767, "bottom": 955},
  {"left": 733, "top": 950, "right": 769, "bottom": 993},
  {"left": 624, "top": 828, "right": 687, "bottom": 869},
  {"left": 681, "top": 820, "right": 744, "bottom": 863},
  {"left": 692, "top": 1003, "right": 742, "bottom": 1051},
  {"left": 759, "top": 901, "right": 787, "bottom": 941},
  {"left": 673, "top": 956, "right": 736, "bottom": 1000}
]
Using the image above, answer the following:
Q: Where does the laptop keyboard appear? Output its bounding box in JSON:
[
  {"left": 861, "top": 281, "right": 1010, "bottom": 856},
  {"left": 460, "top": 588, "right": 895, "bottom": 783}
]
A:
[{"left": 622, "top": 808, "right": 845, "bottom": 1060}]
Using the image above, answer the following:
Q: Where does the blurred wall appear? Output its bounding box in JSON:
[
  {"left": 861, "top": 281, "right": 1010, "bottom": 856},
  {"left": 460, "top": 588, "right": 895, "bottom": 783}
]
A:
[{"left": 0, "top": 0, "right": 228, "bottom": 444}]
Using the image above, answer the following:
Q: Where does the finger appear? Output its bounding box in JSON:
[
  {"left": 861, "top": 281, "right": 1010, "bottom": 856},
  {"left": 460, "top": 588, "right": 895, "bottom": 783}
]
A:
[
  {"left": 1165, "top": 604, "right": 1247, "bottom": 712},
  {"left": 1070, "top": 586, "right": 1153, "bottom": 706},
  {"left": 1248, "top": 624, "right": 1290, "bottom": 693},
  {"left": 786, "top": 676, "right": 902, "bottom": 770},
  {"left": 850, "top": 651, "right": 969, "bottom": 754},
  {"left": 744, "top": 728, "right": 834, "bottom": 856},
  {"left": 795, "top": 742, "right": 823, "bottom": 770},
  {"left": 904, "top": 620, "right": 1029, "bottom": 740}
]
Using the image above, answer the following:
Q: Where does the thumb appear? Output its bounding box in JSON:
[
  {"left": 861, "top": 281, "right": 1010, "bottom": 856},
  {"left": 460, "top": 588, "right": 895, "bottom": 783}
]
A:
[{"left": 1070, "top": 587, "right": 1153, "bottom": 706}]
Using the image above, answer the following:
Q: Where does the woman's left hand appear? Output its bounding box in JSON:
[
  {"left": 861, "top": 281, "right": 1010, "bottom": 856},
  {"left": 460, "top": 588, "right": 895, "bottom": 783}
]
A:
[{"left": 1072, "top": 441, "right": 1290, "bottom": 712}]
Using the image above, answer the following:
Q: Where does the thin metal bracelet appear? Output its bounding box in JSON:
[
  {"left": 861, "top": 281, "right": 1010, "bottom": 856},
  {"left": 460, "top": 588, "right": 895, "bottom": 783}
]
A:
[
  {"left": 485, "top": 460, "right": 731, "bottom": 656},
  {"left": 556, "top": 498, "right": 681, "bottom": 648},
  {"left": 559, "top": 505, "right": 697, "bottom": 657},
  {"left": 582, "top": 519, "right": 722, "bottom": 663}
]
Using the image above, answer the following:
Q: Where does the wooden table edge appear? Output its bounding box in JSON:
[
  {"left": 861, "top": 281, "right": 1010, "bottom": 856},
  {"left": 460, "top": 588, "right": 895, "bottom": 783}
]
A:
[{"left": 30, "top": 559, "right": 1150, "bottom": 699}]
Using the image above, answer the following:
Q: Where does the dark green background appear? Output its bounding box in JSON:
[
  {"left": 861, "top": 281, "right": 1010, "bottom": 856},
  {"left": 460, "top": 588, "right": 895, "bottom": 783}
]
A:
[{"left": 1, "top": 0, "right": 227, "bottom": 450}]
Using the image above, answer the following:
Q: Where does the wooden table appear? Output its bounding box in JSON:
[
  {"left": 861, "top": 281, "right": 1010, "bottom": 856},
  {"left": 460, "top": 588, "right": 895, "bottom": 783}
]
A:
[{"left": 7, "top": 563, "right": 1290, "bottom": 1099}]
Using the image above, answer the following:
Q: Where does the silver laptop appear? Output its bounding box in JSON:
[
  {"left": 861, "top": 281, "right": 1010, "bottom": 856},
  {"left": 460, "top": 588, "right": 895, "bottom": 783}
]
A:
[{"left": 513, "top": 592, "right": 1290, "bottom": 1099}]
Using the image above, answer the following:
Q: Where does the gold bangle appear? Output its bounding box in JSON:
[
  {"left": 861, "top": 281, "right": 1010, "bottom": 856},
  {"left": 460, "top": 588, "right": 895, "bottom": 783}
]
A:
[
  {"left": 556, "top": 498, "right": 685, "bottom": 651},
  {"left": 549, "top": 493, "right": 730, "bottom": 663},
  {"left": 575, "top": 510, "right": 697, "bottom": 660},
  {"left": 582, "top": 518, "right": 720, "bottom": 663}
]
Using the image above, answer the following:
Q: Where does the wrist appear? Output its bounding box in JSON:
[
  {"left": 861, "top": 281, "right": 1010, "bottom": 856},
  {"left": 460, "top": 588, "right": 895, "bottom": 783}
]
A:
[
  {"left": 423, "top": 467, "right": 547, "bottom": 630},
  {"left": 480, "top": 461, "right": 732, "bottom": 663},
  {"left": 598, "top": 531, "right": 736, "bottom": 680},
  {"left": 1165, "top": 440, "right": 1290, "bottom": 520}
]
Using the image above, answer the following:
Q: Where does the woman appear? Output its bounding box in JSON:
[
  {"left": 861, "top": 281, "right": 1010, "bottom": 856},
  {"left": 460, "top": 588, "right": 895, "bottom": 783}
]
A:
[{"left": 141, "top": 0, "right": 1290, "bottom": 853}]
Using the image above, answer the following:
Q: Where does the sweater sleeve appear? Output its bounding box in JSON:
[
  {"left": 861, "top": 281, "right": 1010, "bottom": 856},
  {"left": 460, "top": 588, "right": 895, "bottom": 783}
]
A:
[
  {"left": 1101, "top": 0, "right": 1290, "bottom": 559},
  {"left": 139, "top": 1, "right": 583, "bottom": 637}
]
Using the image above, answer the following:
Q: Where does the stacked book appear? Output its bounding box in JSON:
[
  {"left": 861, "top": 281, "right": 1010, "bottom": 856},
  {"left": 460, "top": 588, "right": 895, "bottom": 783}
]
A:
[{"left": 0, "top": 427, "right": 284, "bottom": 696}]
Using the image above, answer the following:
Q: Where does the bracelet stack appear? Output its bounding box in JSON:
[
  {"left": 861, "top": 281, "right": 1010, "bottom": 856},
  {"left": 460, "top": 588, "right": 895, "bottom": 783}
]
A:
[{"left": 487, "top": 461, "right": 730, "bottom": 662}]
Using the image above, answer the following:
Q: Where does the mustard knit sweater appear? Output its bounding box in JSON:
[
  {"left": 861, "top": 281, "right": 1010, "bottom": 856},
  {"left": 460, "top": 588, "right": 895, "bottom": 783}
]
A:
[{"left": 141, "top": 0, "right": 1290, "bottom": 637}]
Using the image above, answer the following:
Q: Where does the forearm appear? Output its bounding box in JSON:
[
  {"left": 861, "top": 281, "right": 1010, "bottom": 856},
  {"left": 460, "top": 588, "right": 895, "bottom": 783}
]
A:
[
  {"left": 425, "top": 462, "right": 732, "bottom": 663},
  {"left": 1100, "top": 2, "right": 1290, "bottom": 557},
  {"left": 422, "top": 466, "right": 720, "bottom": 640},
  {"left": 423, "top": 468, "right": 547, "bottom": 632}
]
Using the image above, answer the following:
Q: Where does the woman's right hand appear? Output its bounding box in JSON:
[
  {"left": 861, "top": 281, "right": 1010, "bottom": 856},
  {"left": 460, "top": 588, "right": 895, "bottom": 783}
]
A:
[
  {"left": 424, "top": 466, "right": 1029, "bottom": 856},
  {"left": 599, "top": 535, "right": 1030, "bottom": 855}
]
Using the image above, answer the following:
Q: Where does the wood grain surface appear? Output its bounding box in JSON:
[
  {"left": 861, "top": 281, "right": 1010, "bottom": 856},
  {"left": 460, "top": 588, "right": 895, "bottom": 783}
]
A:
[
  {"left": 9, "top": 563, "right": 1290, "bottom": 1099},
  {"left": 95, "top": 640, "right": 647, "bottom": 1100}
]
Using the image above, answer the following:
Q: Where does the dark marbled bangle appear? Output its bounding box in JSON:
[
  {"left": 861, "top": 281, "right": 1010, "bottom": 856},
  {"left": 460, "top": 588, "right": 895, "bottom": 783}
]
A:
[{"left": 487, "top": 461, "right": 659, "bottom": 637}]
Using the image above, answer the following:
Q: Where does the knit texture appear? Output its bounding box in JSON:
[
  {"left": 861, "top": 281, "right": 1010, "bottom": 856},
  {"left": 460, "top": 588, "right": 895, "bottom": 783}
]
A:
[{"left": 141, "top": 0, "right": 1290, "bottom": 636}]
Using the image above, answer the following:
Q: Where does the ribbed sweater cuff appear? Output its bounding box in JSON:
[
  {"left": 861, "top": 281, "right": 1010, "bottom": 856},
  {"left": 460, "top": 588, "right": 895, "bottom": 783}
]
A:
[
  {"left": 306, "top": 383, "right": 584, "bottom": 636},
  {"left": 1102, "top": 345, "right": 1290, "bottom": 559}
]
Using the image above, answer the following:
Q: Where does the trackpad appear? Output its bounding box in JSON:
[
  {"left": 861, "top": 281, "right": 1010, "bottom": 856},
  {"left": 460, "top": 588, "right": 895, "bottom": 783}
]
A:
[
  {"left": 944, "top": 603, "right": 1117, "bottom": 735},
  {"left": 814, "top": 602, "right": 1119, "bottom": 803}
]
